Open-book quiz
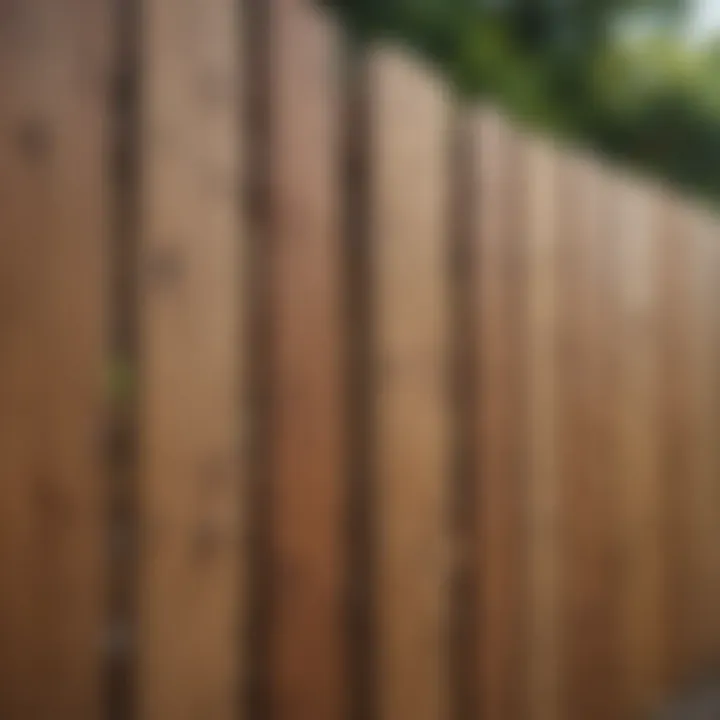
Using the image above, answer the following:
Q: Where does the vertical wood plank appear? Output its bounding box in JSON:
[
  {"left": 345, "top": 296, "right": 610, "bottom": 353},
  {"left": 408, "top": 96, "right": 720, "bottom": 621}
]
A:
[
  {"left": 524, "top": 137, "right": 561, "bottom": 720},
  {"left": 139, "top": 0, "right": 243, "bottom": 717},
  {"left": 559, "top": 158, "right": 623, "bottom": 720},
  {"left": 616, "top": 181, "right": 664, "bottom": 718},
  {"left": 684, "top": 209, "right": 720, "bottom": 670},
  {"left": 370, "top": 50, "right": 451, "bottom": 720},
  {"left": 0, "top": 1, "right": 111, "bottom": 717},
  {"left": 704, "top": 218, "right": 720, "bottom": 658},
  {"left": 557, "top": 155, "right": 600, "bottom": 719},
  {"left": 472, "top": 109, "right": 527, "bottom": 720},
  {"left": 657, "top": 200, "right": 698, "bottom": 685},
  {"left": 267, "top": 2, "right": 346, "bottom": 720},
  {"left": 448, "top": 107, "right": 477, "bottom": 720},
  {"left": 702, "top": 217, "right": 720, "bottom": 658}
]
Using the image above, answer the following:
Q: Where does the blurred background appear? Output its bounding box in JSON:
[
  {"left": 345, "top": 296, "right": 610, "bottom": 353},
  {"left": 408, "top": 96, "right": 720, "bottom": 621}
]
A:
[{"left": 328, "top": 0, "right": 720, "bottom": 203}]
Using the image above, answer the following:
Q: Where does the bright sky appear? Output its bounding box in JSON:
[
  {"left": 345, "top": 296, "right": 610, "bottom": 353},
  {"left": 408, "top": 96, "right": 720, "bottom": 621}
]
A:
[{"left": 689, "top": 0, "right": 720, "bottom": 38}]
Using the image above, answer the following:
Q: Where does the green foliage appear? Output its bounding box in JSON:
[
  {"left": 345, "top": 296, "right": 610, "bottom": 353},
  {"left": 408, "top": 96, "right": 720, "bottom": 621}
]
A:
[{"left": 326, "top": 0, "right": 720, "bottom": 204}]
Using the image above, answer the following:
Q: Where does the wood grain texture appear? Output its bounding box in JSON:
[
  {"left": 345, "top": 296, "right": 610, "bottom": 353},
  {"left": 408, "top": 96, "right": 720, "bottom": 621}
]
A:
[
  {"left": 701, "top": 216, "right": 720, "bottom": 658},
  {"left": 524, "top": 137, "right": 561, "bottom": 720},
  {"left": 472, "top": 109, "right": 527, "bottom": 720},
  {"left": 138, "top": 0, "right": 243, "bottom": 717},
  {"left": 655, "top": 199, "right": 720, "bottom": 691},
  {"left": 3, "top": 8, "right": 720, "bottom": 718},
  {"left": 267, "top": 3, "right": 346, "bottom": 719},
  {"left": 0, "top": 1, "right": 111, "bottom": 717},
  {"left": 657, "top": 200, "right": 699, "bottom": 685},
  {"left": 615, "top": 181, "right": 665, "bottom": 718},
  {"left": 558, "top": 158, "right": 623, "bottom": 720},
  {"left": 684, "top": 209, "right": 720, "bottom": 670},
  {"left": 370, "top": 49, "right": 452, "bottom": 720}
]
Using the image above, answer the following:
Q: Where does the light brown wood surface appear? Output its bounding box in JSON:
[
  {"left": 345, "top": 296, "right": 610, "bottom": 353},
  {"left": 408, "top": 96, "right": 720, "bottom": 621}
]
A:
[
  {"left": 267, "top": 2, "right": 346, "bottom": 720},
  {"left": 0, "top": 0, "right": 111, "bottom": 717},
  {"left": 138, "top": 0, "right": 243, "bottom": 717},
  {"left": 615, "top": 181, "right": 665, "bottom": 718},
  {"left": 370, "top": 48, "right": 452, "bottom": 720},
  {"left": 0, "top": 4, "right": 719, "bottom": 718},
  {"left": 524, "top": 137, "right": 561, "bottom": 720},
  {"left": 684, "top": 209, "right": 720, "bottom": 670},
  {"left": 657, "top": 199, "right": 700, "bottom": 685},
  {"left": 558, "top": 158, "right": 623, "bottom": 720},
  {"left": 472, "top": 110, "right": 528, "bottom": 720}
]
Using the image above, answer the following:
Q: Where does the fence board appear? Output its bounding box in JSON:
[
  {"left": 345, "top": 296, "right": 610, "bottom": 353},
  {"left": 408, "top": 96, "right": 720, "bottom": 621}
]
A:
[
  {"left": 267, "top": 3, "right": 346, "bottom": 720},
  {"left": 472, "top": 110, "right": 528, "bottom": 720},
  {"left": 138, "top": 0, "right": 242, "bottom": 717},
  {"left": 592, "top": 169, "right": 626, "bottom": 720},
  {"left": 0, "top": 1, "right": 110, "bottom": 717},
  {"left": 685, "top": 210, "right": 720, "bottom": 669},
  {"left": 370, "top": 50, "right": 451, "bottom": 720},
  {"left": 616, "top": 182, "right": 665, "bottom": 717},
  {"left": 559, "top": 159, "right": 622, "bottom": 720},
  {"left": 704, "top": 218, "right": 720, "bottom": 657},
  {"left": 703, "top": 218, "right": 720, "bottom": 656},
  {"left": 524, "top": 138, "right": 561, "bottom": 720},
  {"left": 657, "top": 200, "right": 701, "bottom": 685}
]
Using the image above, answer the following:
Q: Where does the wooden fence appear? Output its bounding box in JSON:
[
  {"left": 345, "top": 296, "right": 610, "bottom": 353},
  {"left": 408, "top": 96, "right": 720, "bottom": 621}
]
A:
[{"left": 1, "top": 1, "right": 719, "bottom": 719}]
